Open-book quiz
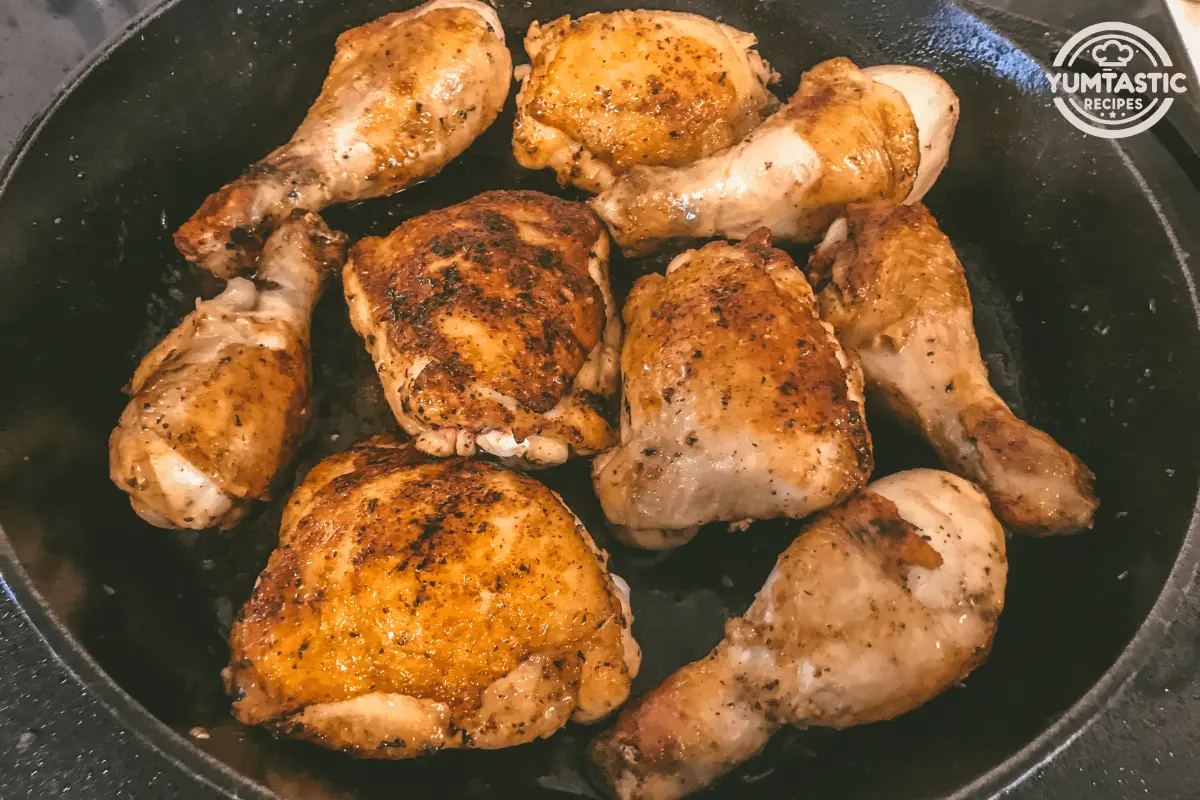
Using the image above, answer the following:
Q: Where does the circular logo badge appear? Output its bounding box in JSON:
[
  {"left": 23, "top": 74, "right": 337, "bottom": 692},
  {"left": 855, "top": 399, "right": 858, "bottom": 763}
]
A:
[{"left": 1048, "top": 22, "right": 1189, "bottom": 139}]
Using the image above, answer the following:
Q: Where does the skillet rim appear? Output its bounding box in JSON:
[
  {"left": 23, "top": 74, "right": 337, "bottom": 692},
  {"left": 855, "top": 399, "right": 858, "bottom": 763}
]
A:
[{"left": 0, "top": 0, "right": 1197, "bottom": 798}]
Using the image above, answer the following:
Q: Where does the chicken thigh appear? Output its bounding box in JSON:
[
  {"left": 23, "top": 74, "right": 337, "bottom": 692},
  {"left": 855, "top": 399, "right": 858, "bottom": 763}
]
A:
[
  {"left": 344, "top": 190, "right": 619, "bottom": 468},
  {"left": 110, "top": 211, "right": 347, "bottom": 529},
  {"left": 591, "top": 57, "right": 959, "bottom": 255},
  {"left": 175, "top": 0, "right": 511, "bottom": 277},
  {"left": 590, "top": 469, "right": 1007, "bottom": 800},
  {"left": 809, "top": 202, "right": 1098, "bottom": 534},
  {"left": 226, "top": 435, "right": 639, "bottom": 756},
  {"left": 592, "top": 230, "right": 872, "bottom": 550},
  {"left": 512, "top": 10, "right": 778, "bottom": 193}
]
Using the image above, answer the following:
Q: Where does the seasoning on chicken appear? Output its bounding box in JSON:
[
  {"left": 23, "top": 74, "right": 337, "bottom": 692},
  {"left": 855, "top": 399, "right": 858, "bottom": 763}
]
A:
[
  {"left": 343, "top": 190, "right": 619, "bottom": 468},
  {"left": 513, "top": 9, "right": 778, "bottom": 193},
  {"left": 809, "top": 202, "right": 1098, "bottom": 534},
  {"left": 175, "top": 0, "right": 511, "bottom": 277},
  {"left": 590, "top": 469, "right": 1007, "bottom": 800},
  {"left": 110, "top": 211, "right": 347, "bottom": 529},
  {"left": 592, "top": 229, "right": 872, "bottom": 549},
  {"left": 225, "top": 436, "right": 639, "bottom": 756},
  {"left": 591, "top": 57, "right": 958, "bottom": 255}
]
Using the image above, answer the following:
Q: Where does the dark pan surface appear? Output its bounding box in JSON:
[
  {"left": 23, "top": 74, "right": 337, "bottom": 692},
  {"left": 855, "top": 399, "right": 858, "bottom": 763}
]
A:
[{"left": 0, "top": 0, "right": 1197, "bottom": 798}]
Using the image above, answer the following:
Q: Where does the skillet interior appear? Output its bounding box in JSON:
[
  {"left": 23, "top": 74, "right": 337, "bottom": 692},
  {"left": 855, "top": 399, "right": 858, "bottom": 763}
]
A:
[{"left": 0, "top": 0, "right": 1197, "bottom": 797}]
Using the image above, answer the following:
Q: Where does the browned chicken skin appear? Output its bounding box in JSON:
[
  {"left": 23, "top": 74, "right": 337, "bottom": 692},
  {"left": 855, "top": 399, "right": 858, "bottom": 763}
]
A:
[
  {"left": 344, "top": 190, "right": 619, "bottom": 468},
  {"left": 109, "top": 211, "right": 346, "bottom": 529},
  {"left": 592, "top": 57, "right": 959, "bottom": 255},
  {"left": 809, "top": 202, "right": 1098, "bottom": 534},
  {"left": 592, "top": 230, "right": 872, "bottom": 549},
  {"left": 175, "top": 0, "right": 511, "bottom": 277},
  {"left": 226, "top": 436, "right": 640, "bottom": 757},
  {"left": 513, "top": 10, "right": 778, "bottom": 193},
  {"left": 591, "top": 469, "right": 1007, "bottom": 800}
]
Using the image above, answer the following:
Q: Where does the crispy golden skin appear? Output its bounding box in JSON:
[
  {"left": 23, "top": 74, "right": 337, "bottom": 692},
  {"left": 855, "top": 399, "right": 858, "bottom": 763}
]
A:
[
  {"left": 344, "top": 190, "right": 619, "bottom": 466},
  {"left": 592, "top": 230, "right": 872, "bottom": 549},
  {"left": 591, "top": 470, "right": 1007, "bottom": 800},
  {"left": 513, "top": 10, "right": 777, "bottom": 193},
  {"left": 110, "top": 211, "right": 346, "bottom": 529},
  {"left": 592, "top": 57, "right": 921, "bottom": 255},
  {"left": 809, "top": 202, "right": 1098, "bottom": 535},
  {"left": 175, "top": 0, "right": 511, "bottom": 277},
  {"left": 226, "top": 436, "right": 638, "bottom": 757}
]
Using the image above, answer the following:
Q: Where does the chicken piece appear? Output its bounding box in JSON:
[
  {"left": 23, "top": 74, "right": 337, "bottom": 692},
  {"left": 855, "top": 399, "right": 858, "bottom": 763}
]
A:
[
  {"left": 592, "top": 230, "right": 872, "bottom": 550},
  {"left": 590, "top": 469, "right": 1007, "bottom": 800},
  {"left": 809, "top": 203, "right": 1098, "bottom": 534},
  {"left": 343, "top": 190, "right": 619, "bottom": 468},
  {"left": 110, "top": 212, "right": 347, "bottom": 529},
  {"left": 175, "top": 0, "right": 511, "bottom": 277},
  {"left": 225, "top": 435, "right": 640, "bottom": 756},
  {"left": 591, "top": 57, "right": 959, "bottom": 255},
  {"left": 512, "top": 10, "right": 778, "bottom": 194}
]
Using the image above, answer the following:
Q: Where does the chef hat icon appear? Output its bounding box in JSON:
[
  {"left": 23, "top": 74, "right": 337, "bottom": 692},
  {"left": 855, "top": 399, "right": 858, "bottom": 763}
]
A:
[{"left": 1092, "top": 39, "right": 1135, "bottom": 68}]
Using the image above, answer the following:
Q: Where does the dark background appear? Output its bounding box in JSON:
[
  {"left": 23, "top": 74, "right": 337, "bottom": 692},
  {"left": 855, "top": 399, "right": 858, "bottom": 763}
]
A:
[{"left": 0, "top": 0, "right": 1197, "bottom": 798}]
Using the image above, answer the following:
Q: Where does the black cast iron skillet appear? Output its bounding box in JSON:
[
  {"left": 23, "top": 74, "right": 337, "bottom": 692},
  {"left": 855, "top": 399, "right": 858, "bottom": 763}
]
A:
[{"left": 0, "top": 0, "right": 1197, "bottom": 798}]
